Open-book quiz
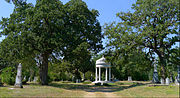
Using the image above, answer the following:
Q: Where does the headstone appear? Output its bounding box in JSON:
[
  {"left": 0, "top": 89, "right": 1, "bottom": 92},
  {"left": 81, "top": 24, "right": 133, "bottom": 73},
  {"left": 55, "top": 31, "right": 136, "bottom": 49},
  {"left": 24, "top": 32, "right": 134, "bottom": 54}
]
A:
[
  {"left": 82, "top": 73, "right": 85, "bottom": 81},
  {"left": 23, "top": 76, "right": 26, "bottom": 80},
  {"left": 152, "top": 60, "right": 159, "bottom": 83},
  {"left": 161, "top": 78, "right": 165, "bottom": 84},
  {"left": 128, "top": 76, "right": 132, "bottom": 81},
  {"left": 33, "top": 77, "right": 38, "bottom": 82},
  {"left": 72, "top": 76, "right": 75, "bottom": 82},
  {"left": 170, "top": 76, "right": 173, "bottom": 83},
  {"left": 28, "top": 77, "right": 31, "bottom": 82},
  {"left": 90, "top": 74, "right": 93, "bottom": 81},
  {"left": 76, "top": 79, "right": 81, "bottom": 83},
  {"left": 166, "top": 77, "right": 170, "bottom": 85},
  {"left": 175, "top": 78, "right": 179, "bottom": 85},
  {"left": 14, "top": 63, "right": 23, "bottom": 88}
]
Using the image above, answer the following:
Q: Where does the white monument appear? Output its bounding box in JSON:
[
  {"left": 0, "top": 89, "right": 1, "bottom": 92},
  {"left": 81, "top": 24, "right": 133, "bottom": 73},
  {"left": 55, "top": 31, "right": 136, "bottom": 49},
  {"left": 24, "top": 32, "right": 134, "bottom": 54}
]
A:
[
  {"left": 93, "top": 56, "right": 112, "bottom": 84},
  {"left": 166, "top": 77, "right": 170, "bottom": 85},
  {"left": 14, "top": 63, "right": 23, "bottom": 88},
  {"left": 128, "top": 76, "right": 132, "bottom": 81},
  {"left": 160, "top": 78, "right": 165, "bottom": 84}
]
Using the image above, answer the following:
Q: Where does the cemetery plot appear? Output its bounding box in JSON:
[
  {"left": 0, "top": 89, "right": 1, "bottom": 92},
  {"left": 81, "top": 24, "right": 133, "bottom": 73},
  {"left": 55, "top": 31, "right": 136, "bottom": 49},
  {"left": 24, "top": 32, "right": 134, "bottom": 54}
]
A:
[{"left": 0, "top": 81, "right": 179, "bottom": 97}]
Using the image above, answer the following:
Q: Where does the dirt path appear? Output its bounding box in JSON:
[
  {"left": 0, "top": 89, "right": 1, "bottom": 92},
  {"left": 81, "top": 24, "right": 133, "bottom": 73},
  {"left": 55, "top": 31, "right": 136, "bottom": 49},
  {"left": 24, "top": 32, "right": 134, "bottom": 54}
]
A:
[
  {"left": 83, "top": 86, "right": 119, "bottom": 98},
  {"left": 84, "top": 92, "right": 97, "bottom": 97},
  {"left": 84, "top": 92, "right": 118, "bottom": 97},
  {"left": 103, "top": 92, "right": 118, "bottom": 97}
]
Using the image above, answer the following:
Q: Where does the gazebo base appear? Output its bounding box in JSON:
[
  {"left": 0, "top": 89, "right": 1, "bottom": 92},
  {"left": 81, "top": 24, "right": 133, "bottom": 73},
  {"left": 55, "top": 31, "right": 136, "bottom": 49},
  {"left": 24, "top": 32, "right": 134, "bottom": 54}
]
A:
[{"left": 92, "top": 81, "right": 113, "bottom": 85}]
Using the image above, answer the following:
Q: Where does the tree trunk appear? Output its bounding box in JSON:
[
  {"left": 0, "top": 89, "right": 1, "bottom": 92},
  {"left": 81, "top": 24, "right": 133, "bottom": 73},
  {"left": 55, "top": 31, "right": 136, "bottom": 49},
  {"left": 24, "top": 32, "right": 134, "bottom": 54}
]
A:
[
  {"left": 75, "top": 69, "right": 81, "bottom": 80},
  {"left": 39, "top": 52, "right": 49, "bottom": 85}
]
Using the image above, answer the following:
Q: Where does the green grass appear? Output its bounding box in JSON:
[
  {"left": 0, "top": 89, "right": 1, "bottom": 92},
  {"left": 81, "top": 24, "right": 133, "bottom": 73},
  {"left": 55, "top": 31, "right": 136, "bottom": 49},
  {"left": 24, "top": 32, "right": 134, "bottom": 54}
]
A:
[
  {"left": 114, "top": 81, "right": 179, "bottom": 97},
  {"left": 82, "top": 81, "right": 92, "bottom": 84},
  {"left": 0, "top": 81, "right": 179, "bottom": 97},
  {"left": 0, "top": 82, "right": 85, "bottom": 97}
]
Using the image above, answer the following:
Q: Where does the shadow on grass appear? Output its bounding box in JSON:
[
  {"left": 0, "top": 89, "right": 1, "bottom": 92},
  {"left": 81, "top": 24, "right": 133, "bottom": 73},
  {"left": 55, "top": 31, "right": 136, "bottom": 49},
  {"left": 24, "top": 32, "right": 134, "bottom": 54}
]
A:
[{"left": 48, "top": 81, "right": 151, "bottom": 93}]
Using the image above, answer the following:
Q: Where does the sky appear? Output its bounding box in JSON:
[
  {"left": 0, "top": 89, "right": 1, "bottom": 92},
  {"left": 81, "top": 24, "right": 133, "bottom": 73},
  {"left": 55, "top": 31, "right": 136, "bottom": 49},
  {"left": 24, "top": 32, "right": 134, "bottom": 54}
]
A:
[{"left": 0, "top": 0, "right": 136, "bottom": 44}]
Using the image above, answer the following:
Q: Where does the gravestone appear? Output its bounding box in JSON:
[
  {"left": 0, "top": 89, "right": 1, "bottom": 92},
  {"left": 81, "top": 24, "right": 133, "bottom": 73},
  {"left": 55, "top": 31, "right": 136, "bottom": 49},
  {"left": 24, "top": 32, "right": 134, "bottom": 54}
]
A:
[
  {"left": 28, "top": 77, "right": 31, "bottom": 82},
  {"left": 33, "top": 77, "right": 38, "bottom": 82},
  {"left": 152, "top": 60, "right": 159, "bottom": 83},
  {"left": 174, "top": 66, "right": 180, "bottom": 85},
  {"left": 90, "top": 74, "right": 93, "bottom": 81},
  {"left": 128, "top": 76, "right": 132, "bottom": 81},
  {"left": 175, "top": 78, "right": 179, "bottom": 85},
  {"left": 72, "top": 76, "right": 75, "bottom": 82},
  {"left": 14, "top": 63, "right": 23, "bottom": 88},
  {"left": 160, "top": 78, "right": 165, "bottom": 84},
  {"left": 166, "top": 77, "right": 170, "bottom": 85},
  {"left": 170, "top": 76, "right": 173, "bottom": 83},
  {"left": 23, "top": 76, "right": 26, "bottom": 80},
  {"left": 177, "top": 65, "right": 180, "bottom": 84},
  {"left": 76, "top": 79, "right": 81, "bottom": 83}
]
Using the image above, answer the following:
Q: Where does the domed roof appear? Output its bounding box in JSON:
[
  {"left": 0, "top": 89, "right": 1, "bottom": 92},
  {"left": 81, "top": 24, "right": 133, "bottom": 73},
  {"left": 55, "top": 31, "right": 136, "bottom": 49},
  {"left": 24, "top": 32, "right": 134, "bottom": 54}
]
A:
[{"left": 96, "top": 56, "right": 110, "bottom": 67}]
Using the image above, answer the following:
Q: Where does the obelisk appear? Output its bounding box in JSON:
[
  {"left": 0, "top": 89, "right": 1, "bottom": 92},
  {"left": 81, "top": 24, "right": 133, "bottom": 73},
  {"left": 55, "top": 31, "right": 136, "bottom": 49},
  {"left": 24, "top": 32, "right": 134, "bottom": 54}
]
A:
[{"left": 14, "top": 63, "right": 23, "bottom": 88}]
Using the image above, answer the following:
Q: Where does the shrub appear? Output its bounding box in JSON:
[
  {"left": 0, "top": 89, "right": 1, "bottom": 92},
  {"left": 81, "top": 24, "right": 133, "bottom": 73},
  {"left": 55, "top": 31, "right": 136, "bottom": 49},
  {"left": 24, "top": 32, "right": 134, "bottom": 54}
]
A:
[
  {"left": 0, "top": 66, "right": 16, "bottom": 85},
  {"left": 85, "top": 71, "right": 94, "bottom": 81}
]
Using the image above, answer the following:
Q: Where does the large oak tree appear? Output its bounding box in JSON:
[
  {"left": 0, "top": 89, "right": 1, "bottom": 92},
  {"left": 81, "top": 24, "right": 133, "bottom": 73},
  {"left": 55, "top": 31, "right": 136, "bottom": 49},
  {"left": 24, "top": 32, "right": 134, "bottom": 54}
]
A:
[
  {"left": 104, "top": 0, "right": 179, "bottom": 82},
  {"left": 0, "top": 0, "right": 103, "bottom": 85}
]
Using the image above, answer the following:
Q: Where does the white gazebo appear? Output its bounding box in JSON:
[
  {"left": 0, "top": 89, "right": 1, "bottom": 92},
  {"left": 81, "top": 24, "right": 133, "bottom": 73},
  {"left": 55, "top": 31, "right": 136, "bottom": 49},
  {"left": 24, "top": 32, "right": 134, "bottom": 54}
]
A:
[{"left": 93, "top": 56, "right": 112, "bottom": 84}]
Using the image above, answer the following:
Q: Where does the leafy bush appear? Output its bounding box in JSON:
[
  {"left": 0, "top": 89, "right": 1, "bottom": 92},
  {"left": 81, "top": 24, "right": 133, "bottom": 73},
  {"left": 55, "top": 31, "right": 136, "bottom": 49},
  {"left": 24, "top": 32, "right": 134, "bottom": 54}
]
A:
[
  {"left": 85, "top": 71, "right": 94, "bottom": 81},
  {"left": 48, "top": 62, "right": 72, "bottom": 82},
  {"left": 0, "top": 66, "right": 16, "bottom": 85}
]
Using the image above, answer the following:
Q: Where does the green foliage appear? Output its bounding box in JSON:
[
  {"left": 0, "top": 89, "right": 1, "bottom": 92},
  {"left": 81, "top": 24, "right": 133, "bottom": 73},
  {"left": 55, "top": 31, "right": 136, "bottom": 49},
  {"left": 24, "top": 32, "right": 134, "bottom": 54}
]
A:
[
  {"left": 85, "top": 71, "right": 94, "bottom": 81},
  {"left": 104, "top": 0, "right": 179, "bottom": 80},
  {"left": 103, "top": 49, "right": 151, "bottom": 81},
  {"left": 0, "top": 0, "right": 103, "bottom": 85},
  {"left": 0, "top": 66, "right": 16, "bottom": 85},
  {"left": 0, "top": 57, "right": 15, "bottom": 72},
  {"left": 21, "top": 61, "right": 38, "bottom": 84},
  {"left": 48, "top": 61, "right": 72, "bottom": 81},
  {"left": 64, "top": 42, "right": 95, "bottom": 80}
]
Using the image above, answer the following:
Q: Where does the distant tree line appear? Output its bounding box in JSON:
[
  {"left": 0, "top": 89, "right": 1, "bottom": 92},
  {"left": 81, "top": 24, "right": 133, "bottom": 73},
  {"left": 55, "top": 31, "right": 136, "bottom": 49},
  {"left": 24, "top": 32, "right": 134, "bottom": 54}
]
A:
[{"left": 0, "top": 0, "right": 179, "bottom": 85}]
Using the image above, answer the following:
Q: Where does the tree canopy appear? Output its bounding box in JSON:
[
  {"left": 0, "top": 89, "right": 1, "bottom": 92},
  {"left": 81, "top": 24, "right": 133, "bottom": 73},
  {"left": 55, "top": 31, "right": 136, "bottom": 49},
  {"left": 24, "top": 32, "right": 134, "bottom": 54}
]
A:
[
  {"left": 0, "top": 0, "right": 103, "bottom": 85},
  {"left": 104, "top": 0, "right": 179, "bottom": 81}
]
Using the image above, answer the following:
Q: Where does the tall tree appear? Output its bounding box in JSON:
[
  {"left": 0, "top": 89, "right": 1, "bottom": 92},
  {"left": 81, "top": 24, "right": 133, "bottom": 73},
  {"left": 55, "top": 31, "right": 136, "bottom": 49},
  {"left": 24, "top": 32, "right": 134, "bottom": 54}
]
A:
[
  {"left": 0, "top": 0, "right": 103, "bottom": 85},
  {"left": 62, "top": 0, "right": 103, "bottom": 80},
  {"left": 70, "top": 42, "right": 93, "bottom": 81},
  {"left": 104, "top": 0, "right": 179, "bottom": 81}
]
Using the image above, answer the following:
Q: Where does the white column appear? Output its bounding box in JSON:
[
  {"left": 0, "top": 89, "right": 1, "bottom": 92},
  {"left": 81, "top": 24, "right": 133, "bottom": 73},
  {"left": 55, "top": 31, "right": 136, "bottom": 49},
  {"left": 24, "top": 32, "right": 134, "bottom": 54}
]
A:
[
  {"left": 109, "top": 67, "right": 111, "bottom": 81},
  {"left": 99, "top": 67, "right": 101, "bottom": 81},
  {"left": 95, "top": 67, "right": 97, "bottom": 81},
  {"left": 105, "top": 67, "right": 108, "bottom": 81}
]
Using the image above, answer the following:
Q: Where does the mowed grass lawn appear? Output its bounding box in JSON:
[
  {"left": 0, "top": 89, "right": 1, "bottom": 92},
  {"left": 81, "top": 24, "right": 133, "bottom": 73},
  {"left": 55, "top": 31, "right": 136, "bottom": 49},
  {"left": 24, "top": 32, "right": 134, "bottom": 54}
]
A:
[{"left": 0, "top": 81, "right": 179, "bottom": 97}]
